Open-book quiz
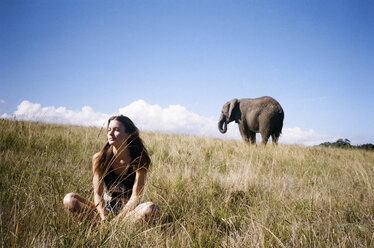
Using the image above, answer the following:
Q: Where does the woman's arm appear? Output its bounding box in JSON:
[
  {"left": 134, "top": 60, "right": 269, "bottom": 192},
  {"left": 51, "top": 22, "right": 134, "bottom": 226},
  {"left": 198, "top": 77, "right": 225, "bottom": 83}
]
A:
[
  {"left": 92, "top": 153, "right": 106, "bottom": 222},
  {"left": 116, "top": 168, "right": 147, "bottom": 219}
]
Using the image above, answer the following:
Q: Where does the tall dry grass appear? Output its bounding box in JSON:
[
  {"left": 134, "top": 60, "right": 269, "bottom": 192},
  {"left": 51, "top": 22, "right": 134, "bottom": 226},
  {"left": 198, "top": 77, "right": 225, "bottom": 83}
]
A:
[{"left": 1, "top": 119, "right": 373, "bottom": 247}]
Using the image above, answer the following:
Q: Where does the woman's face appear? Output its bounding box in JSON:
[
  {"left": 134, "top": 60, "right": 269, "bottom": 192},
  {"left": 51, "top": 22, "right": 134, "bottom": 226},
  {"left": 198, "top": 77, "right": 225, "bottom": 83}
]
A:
[{"left": 107, "top": 120, "right": 130, "bottom": 147}]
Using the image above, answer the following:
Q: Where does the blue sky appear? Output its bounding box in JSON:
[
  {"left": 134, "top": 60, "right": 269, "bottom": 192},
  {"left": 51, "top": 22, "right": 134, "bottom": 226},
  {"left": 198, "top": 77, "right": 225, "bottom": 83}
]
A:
[{"left": 1, "top": 0, "right": 373, "bottom": 145}]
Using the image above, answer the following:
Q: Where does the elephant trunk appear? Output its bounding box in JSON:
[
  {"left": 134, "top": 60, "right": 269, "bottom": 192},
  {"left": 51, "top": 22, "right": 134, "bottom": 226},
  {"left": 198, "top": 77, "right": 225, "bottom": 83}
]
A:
[{"left": 218, "top": 115, "right": 227, "bottom": 133}]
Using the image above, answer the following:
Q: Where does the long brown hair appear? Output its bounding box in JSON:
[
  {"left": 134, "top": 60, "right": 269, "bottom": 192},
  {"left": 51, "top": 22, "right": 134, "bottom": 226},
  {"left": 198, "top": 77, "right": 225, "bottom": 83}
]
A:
[{"left": 94, "top": 115, "right": 151, "bottom": 173}]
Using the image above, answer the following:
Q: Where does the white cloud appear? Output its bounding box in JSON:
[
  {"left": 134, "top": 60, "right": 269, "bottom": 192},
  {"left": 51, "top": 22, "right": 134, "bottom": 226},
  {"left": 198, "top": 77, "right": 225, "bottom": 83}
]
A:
[
  {"left": 118, "top": 100, "right": 238, "bottom": 138},
  {"left": 1, "top": 100, "right": 109, "bottom": 127},
  {"left": 0, "top": 99, "right": 5, "bottom": 104},
  {"left": 1, "top": 99, "right": 335, "bottom": 145},
  {"left": 281, "top": 127, "right": 336, "bottom": 146}
]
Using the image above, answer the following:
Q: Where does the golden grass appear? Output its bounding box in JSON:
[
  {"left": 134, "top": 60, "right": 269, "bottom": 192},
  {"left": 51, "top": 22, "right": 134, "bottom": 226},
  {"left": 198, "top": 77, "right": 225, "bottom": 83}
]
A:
[{"left": 1, "top": 119, "right": 374, "bottom": 247}]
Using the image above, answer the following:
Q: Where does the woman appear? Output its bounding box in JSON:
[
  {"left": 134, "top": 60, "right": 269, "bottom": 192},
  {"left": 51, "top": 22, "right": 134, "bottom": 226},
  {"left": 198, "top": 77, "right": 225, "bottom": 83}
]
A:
[{"left": 63, "top": 115, "right": 157, "bottom": 223}]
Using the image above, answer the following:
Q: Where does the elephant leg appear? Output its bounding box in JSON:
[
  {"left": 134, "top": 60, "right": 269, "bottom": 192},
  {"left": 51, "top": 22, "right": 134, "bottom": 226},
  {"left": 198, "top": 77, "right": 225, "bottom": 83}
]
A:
[
  {"left": 271, "top": 133, "right": 279, "bottom": 145},
  {"left": 238, "top": 124, "right": 249, "bottom": 143},
  {"left": 261, "top": 132, "right": 270, "bottom": 145},
  {"left": 248, "top": 131, "right": 256, "bottom": 144}
]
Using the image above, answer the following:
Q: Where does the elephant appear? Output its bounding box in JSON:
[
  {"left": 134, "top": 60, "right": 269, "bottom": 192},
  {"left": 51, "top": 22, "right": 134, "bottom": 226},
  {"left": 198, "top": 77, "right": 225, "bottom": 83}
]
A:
[{"left": 218, "top": 96, "right": 284, "bottom": 145}]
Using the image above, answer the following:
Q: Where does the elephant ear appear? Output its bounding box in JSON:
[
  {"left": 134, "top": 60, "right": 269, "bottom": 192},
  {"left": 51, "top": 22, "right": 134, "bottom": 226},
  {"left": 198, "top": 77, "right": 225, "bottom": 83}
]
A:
[{"left": 228, "top": 98, "right": 238, "bottom": 121}]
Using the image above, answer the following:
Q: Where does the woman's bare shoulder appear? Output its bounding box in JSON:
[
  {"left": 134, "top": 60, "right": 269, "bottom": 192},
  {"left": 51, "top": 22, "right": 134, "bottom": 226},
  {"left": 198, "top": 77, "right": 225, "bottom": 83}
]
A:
[
  {"left": 92, "top": 152, "right": 102, "bottom": 173},
  {"left": 93, "top": 152, "right": 101, "bottom": 161}
]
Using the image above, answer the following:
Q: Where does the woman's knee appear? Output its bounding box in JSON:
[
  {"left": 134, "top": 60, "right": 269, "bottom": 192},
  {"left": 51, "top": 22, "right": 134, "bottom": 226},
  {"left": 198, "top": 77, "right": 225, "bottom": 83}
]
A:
[
  {"left": 141, "top": 201, "right": 158, "bottom": 217},
  {"left": 63, "top": 192, "right": 78, "bottom": 210}
]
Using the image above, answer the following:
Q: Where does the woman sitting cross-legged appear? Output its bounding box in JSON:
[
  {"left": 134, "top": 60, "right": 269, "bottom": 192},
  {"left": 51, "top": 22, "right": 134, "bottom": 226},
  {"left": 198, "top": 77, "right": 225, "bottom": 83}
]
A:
[{"left": 63, "top": 115, "right": 157, "bottom": 223}]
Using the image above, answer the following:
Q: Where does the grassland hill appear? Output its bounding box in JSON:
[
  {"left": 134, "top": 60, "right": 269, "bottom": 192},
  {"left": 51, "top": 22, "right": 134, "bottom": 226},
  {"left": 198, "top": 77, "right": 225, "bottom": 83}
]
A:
[{"left": 1, "top": 119, "right": 373, "bottom": 247}]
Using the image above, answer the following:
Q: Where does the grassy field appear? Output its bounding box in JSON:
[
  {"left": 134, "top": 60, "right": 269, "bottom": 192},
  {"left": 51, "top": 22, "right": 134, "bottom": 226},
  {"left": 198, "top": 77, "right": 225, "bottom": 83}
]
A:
[{"left": 1, "top": 118, "right": 374, "bottom": 247}]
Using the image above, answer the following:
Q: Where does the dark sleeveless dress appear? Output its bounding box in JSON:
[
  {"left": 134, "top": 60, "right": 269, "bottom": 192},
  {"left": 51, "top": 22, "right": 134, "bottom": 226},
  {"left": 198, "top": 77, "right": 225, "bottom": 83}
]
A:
[{"left": 103, "top": 165, "right": 136, "bottom": 213}]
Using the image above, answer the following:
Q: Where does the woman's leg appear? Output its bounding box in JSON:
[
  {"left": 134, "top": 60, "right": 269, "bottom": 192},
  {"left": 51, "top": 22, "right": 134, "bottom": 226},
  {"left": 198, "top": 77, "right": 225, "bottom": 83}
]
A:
[
  {"left": 63, "top": 192, "right": 97, "bottom": 219},
  {"left": 125, "top": 201, "right": 158, "bottom": 222}
]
